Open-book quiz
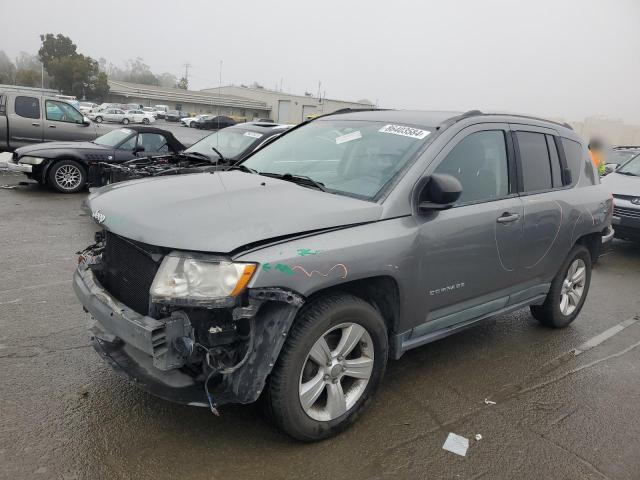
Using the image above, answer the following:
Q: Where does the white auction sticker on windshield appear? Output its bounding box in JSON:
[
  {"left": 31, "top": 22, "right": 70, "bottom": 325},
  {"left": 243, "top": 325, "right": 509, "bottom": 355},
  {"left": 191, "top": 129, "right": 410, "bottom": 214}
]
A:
[
  {"left": 378, "top": 124, "right": 430, "bottom": 139},
  {"left": 335, "top": 130, "right": 362, "bottom": 144},
  {"left": 244, "top": 131, "right": 263, "bottom": 139}
]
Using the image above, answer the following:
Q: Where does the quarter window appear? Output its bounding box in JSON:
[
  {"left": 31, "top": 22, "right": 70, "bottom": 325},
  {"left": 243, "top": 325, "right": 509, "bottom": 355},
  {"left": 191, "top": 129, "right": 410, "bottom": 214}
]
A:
[
  {"left": 434, "top": 130, "right": 509, "bottom": 205},
  {"left": 561, "top": 138, "right": 583, "bottom": 186},
  {"left": 15, "top": 96, "right": 40, "bottom": 119},
  {"left": 517, "top": 131, "right": 552, "bottom": 192}
]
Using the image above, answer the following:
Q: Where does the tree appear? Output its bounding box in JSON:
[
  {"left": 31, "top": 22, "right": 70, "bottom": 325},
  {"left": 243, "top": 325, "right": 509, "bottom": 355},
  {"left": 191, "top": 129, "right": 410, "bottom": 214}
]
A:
[
  {"left": 37, "top": 33, "right": 109, "bottom": 100},
  {"left": 123, "top": 58, "right": 158, "bottom": 85},
  {"left": 14, "top": 68, "right": 40, "bottom": 87},
  {"left": 176, "top": 76, "right": 188, "bottom": 90},
  {"left": 157, "top": 72, "right": 177, "bottom": 88},
  {"left": 0, "top": 50, "right": 16, "bottom": 84}
]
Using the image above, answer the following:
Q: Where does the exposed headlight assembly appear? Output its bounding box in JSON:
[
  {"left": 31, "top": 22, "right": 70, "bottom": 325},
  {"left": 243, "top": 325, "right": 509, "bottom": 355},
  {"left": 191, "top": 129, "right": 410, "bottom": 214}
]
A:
[
  {"left": 150, "top": 252, "right": 256, "bottom": 306},
  {"left": 19, "top": 156, "right": 45, "bottom": 165}
]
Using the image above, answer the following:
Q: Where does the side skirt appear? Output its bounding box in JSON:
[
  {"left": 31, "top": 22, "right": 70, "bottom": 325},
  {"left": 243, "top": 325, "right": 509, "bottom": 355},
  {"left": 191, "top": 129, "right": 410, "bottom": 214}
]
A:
[{"left": 391, "top": 294, "right": 547, "bottom": 360}]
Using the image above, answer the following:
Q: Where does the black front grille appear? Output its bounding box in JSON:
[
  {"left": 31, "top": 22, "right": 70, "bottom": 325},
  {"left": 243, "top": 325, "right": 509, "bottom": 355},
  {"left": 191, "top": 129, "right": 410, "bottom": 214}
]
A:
[
  {"left": 101, "top": 232, "right": 162, "bottom": 315},
  {"left": 614, "top": 206, "right": 640, "bottom": 219}
]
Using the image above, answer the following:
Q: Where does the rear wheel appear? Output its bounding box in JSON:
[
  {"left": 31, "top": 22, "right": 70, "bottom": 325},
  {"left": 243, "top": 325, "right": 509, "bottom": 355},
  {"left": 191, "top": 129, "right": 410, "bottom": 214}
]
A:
[
  {"left": 142, "top": 117, "right": 150, "bottom": 125},
  {"left": 48, "top": 159, "right": 86, "bottom": 193},
  {"left": 190, "top": 121, "right": 196, "bottom": 128},
  {"left": 95, "top": 116, "right": 103, "bottom": 123},
  {"left": 530, "top": 245, "right": 592, "bottom": 327},
  {"left": 266, "top": 294, "right": 388, "bottom": 441}
]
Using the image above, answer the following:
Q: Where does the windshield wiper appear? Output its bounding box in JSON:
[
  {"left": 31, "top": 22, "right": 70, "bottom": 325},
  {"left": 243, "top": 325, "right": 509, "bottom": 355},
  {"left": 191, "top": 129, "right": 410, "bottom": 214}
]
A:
[
  {"left": 617, "top": 171, "right": 639, "bottom": 177},
  {"left": 183, "top": 151, "right": 211, "bottom": 160},
  {"left": 225, "top": 164, "right": 257, "bottom": 174},
  {"left": 260, "top": 172, "right": 327, "bottom": 192},
  {"left": 211, "top": 146, "right": 226, "bottom": 163}
]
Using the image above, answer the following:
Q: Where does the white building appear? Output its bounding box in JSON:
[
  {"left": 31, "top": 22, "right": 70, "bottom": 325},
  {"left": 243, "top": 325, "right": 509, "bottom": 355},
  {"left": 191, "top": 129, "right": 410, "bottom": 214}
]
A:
[{"left": 200, "top": 85, "right": 374, "bottom": 124}]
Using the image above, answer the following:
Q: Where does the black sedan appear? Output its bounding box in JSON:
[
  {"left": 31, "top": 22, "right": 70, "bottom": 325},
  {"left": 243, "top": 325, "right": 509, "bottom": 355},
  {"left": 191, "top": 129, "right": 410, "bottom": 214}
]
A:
[
  {"left": 194, "top": 115, "right": 236, "bottom": 130},
  {"left": 165, "top": 110, "right": 189, "bottom": 122},
  {"left": 10, "top": 126, "right": 184, "bottom": 193},
  {"left": 96, "top": 122, "right": 291, "bottom": 186}
]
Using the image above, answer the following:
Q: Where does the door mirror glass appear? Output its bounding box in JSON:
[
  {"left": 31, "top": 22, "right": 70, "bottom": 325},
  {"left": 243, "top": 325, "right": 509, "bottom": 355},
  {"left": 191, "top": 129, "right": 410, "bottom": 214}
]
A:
[
  {"left": 83, "top": 116, "right": 91, "bottom": 125},
  {"left": 418, "top": 173, "right": 462, "bottom": 212}
]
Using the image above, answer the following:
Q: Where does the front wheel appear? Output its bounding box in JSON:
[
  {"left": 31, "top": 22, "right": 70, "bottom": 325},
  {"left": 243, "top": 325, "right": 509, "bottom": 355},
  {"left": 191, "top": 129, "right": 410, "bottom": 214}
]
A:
[
  {"left": 48, "top": 159, "right": 86, "bottom": 193},
  {"left": 266, "top": 294, "right": 388, "bottom": 441},
  {"left": 142, "top": 118, "right": 150, "bottom": 125},
  {"left": 189, "top": 121, "right": 196, "bottom": 128},
  {"left": 122, "top": 118, "right": 130, "bottom": 125},
  {"left": 95, "top": 116, "right": 103, "bottom": 123},
  {"left": 530, "top": 245, "right": 592, "bottom": 327}
]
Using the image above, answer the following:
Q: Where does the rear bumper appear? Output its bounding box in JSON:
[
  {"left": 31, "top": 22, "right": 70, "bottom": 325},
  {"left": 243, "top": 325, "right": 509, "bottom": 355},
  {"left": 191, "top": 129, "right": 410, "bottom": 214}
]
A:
[{"left": 601, "top": 224, "right": 615, "bottom": 251}]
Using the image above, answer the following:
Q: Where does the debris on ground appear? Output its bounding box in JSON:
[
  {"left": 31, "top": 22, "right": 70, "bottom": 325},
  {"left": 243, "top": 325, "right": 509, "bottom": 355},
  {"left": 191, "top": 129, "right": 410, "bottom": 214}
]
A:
[
  {"left": 484, "top": 398, "right": 497, "bottom": 405},
  {"left": 442, "top": 433, "right": 470, "bottom": 457},
  {"left": 475, "top": 434, "right": 482, "bottom": 441}
]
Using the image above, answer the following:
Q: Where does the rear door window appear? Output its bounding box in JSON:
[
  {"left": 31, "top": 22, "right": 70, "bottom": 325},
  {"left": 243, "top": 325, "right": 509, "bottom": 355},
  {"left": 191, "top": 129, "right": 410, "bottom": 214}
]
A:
[
  {"left": 516, "top": 131, "right": 552, "bottom": 192},
  {"left": 15, "top": 96, "right": 40, "bottom": 119}
]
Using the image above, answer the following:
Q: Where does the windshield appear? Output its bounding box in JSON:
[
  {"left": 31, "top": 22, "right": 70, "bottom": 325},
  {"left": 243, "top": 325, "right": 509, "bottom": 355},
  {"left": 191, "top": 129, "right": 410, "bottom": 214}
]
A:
[
  {"left": 617, "top": 155, "right": 640, "bottom": 176},
  {"left": 609, "top": 150, "right": 639, "bottom": 165},
  {"left": 186, "top": 128, "right": 263, "bottom": 160},
  {"left": 241, "top": 120, "right": 432, "bottom": 199},
  {"left": 94, "top": 128, "right": 135, "bottom": 147}
]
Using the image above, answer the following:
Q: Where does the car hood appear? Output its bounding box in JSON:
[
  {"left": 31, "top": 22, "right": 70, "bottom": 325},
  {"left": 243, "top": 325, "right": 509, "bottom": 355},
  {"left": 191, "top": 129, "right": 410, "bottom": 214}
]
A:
[
  {"left": 601, "top": 172, "right": 640, "bottom": 197},
  {"left": 16, "top": 141, "right": 108, "bottom": 158},
  {"left": 86, "top": 171, "right": 383, "bottom": 253}
]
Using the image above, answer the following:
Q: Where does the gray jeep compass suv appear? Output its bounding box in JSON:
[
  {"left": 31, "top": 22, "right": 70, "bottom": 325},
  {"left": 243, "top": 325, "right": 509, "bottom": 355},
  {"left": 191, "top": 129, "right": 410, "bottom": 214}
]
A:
[{"left": 74, "top": 110, "right": 613, "bottom": 441}]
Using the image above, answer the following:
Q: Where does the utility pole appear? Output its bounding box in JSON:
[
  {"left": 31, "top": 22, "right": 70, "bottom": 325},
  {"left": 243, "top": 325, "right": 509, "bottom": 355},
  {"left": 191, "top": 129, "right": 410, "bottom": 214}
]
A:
[{"left": 182, "top": 62, "right": 191, "bottom": 83}]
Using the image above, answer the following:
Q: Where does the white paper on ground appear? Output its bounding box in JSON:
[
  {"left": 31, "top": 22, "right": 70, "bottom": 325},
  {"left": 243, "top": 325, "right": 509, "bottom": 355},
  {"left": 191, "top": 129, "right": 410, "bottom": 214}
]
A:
[{"left": 442, "top": 433, "right": 469, "bottom": 456}]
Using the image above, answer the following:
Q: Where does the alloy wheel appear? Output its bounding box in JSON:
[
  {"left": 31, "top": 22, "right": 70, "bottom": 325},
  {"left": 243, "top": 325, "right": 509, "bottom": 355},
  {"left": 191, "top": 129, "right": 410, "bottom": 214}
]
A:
[
  {"left": 54, "top": 165, "right": 82, "bottom": 190},
  {"left": 560, "top": 258, "right": 586, "bottom": 316},
  {"left": 298, "top": 322, "right": 374, "bottom": 421}
]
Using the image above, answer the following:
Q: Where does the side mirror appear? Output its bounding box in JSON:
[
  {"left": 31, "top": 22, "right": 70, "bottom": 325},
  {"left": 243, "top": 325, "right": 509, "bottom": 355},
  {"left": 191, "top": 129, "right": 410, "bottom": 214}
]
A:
[
  {"left": 418, "top": 173, "right": 462, "bottom": 212},
  {"left": 134, "top": 145, "right": 145, "bottom": 154},
  {"left": 82, "top": 116, "right": 91, "bottom": 126},
  {"left": 604, "top": 164, "right": 616, "bottom": 175}
]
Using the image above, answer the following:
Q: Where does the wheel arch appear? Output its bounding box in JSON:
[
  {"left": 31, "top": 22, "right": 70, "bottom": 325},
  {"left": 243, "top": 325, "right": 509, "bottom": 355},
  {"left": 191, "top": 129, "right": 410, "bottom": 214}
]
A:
[
  {"left": 304, "top": 275, "right": 401, "bottom": 335},
  {"left": 575, "top": 231, "right": 602, "bottom": 263}
]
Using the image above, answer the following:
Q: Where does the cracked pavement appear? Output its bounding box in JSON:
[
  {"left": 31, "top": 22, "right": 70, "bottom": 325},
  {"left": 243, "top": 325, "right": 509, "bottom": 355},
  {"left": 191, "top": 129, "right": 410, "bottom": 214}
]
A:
[{"left": 1, "top": 170, "right": 639, "bottom": 479}]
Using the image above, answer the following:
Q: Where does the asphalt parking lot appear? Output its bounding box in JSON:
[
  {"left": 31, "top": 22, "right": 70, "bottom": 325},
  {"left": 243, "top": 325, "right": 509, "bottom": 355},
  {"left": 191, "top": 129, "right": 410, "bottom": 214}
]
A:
[{"left": 1, "top": 170, "right": 639, "bottom": 480}]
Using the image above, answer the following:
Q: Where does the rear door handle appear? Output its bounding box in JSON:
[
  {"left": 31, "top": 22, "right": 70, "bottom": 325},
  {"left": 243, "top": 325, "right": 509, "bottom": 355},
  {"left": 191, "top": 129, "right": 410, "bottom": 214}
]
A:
[
  {"left": 48, "top": 125, "right": 56, "bottom": 128},
  {"left": 497, "top": 212, "right": 520, "bottom": 224}
]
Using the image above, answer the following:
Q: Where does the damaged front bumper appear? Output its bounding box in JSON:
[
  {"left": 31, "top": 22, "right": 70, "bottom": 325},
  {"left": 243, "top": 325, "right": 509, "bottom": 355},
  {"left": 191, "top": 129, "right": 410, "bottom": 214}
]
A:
[{"left": 73, "top": 263, "right": 303, "bottom": 407}]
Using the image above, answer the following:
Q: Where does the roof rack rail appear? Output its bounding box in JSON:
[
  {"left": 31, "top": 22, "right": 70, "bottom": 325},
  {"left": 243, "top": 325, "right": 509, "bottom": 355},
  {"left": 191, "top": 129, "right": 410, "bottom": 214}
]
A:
[{"left": 436, "top": 110, "right": 483, "bottom": 130}]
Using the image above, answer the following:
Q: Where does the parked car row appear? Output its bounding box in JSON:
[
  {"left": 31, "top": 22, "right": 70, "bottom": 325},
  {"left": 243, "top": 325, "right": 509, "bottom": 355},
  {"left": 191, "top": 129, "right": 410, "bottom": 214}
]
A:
[{"left": 88, "top": 108, "right": 156, "bottom": 125}]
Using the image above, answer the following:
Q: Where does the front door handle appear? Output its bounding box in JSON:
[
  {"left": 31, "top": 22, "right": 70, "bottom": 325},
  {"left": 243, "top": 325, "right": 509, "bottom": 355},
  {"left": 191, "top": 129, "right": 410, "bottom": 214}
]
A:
[
  {"left": 48, "top": 125, "right": 56, "bottom": 128},
  {"left": 497, "top": 212, "right": 520, "bottom": 224},
  {"left": 32, "top": 122, "right": 40, "bottom": 126}
]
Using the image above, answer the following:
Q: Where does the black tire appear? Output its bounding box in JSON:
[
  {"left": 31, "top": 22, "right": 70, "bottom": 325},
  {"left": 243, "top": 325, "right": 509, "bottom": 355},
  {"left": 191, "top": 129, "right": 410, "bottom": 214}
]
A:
[
  {"left": 48, "top": 159, "right": 86, "bottom": 193},
  {"left": 122, "top": 118, "right": 130, "bottom": 125},
  {"left": 266, "top": 294, "right": 388, "bottom": 441},
  {"left": 95, "top": 116, "right": 103, "bottom": 123},
  {"left": 142, "top": 118, "right": 150, "bottom": 125},
  {"left": 530, "top": 245, "right": 592, "bottom": 328},
  {"left": 189, "top": 121, "right": 196, "bottom": 128}
]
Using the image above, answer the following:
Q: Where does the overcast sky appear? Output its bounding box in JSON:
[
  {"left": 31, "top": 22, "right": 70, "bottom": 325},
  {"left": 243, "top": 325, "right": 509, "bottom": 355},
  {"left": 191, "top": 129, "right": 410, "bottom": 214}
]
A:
[{"left": 2, "top": 0, "right": 639, "bottom": 122}]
